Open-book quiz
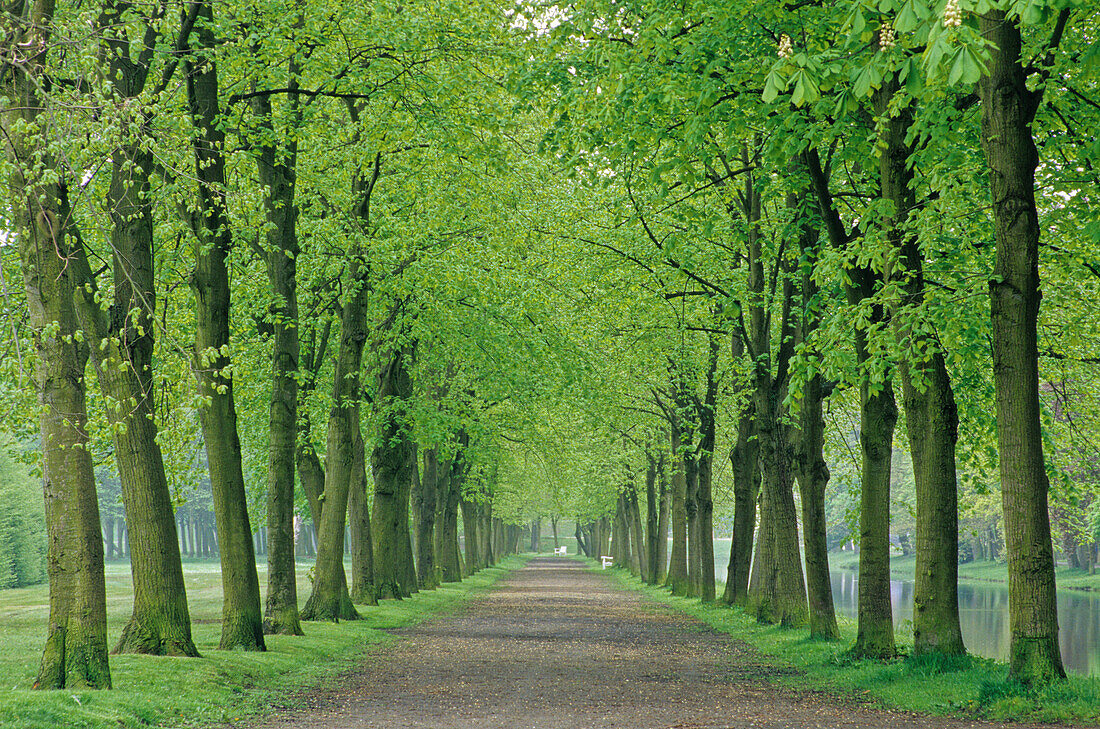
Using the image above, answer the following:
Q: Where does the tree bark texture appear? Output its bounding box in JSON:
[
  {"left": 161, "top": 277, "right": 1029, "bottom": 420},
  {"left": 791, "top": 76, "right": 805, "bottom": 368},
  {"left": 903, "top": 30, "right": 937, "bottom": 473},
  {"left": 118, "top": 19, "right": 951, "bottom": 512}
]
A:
[
  {"left": 185, "top": 0, "right": 265, "bottom": 650},
  {"left": 877, "top": 78, "right": 964, "bottom": 657},
  {"left": 371, "top": 344, "right": 417, "bottom": 599},
  {"left": 299, "top": 264, "right": 369, "bottom": 621},
  {"left": 417, "top": 449, "right": 441, "bottom": 589},
  {"left": 4, "top": 29, "right": 113, "bottom": 681},
  {"left": 348, "top": 418, "right": 377, "bottom": 605},
  {"left": 793, "top": 199, "right": 838, "bottom": 640},
  {"left": 979, "top": 9, "right": 1064, "bottom": 683},
  {"left": 724, "top": 331, "right": 759, "bottom": 605},
  {"left": 253, "top": 79, "right": 304, "bottom": 636},
  {"left": 665, "top": 425, "right": 690, "bottom": 595}
]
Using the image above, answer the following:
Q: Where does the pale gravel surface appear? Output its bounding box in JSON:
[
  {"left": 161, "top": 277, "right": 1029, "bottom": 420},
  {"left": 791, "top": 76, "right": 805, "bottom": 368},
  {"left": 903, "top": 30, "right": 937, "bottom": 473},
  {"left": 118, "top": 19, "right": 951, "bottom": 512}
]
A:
[{"left": 250, "top": 557, "right": 1062, "bottom": 729}]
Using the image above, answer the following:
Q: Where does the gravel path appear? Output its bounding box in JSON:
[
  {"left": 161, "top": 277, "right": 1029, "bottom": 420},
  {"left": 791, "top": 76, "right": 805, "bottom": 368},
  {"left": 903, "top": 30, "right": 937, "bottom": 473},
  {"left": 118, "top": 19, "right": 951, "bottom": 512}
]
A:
[{"left": 252, "top": 557, "right": 1056, "bottom": 729}]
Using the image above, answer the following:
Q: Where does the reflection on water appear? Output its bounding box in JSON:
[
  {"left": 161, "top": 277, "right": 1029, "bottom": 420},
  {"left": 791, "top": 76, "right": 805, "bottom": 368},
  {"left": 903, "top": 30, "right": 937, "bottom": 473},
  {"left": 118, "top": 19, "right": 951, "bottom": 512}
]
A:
[{"left": 830, "top": 568, "right": 1100, "bottom": 676}]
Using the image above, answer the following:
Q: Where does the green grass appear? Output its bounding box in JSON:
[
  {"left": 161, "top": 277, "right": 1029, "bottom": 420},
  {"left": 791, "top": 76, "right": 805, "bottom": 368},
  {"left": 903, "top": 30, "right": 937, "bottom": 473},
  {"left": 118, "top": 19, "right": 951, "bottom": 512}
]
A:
[
  {"left": 600, "top": 562, "right": 1100, "bottom": 726},
  {"left": 828, "top": 549, "right": 1100, "bottom": 592},
  {"left": 0, "top": 555, "right": 527, "bottom": 729}
]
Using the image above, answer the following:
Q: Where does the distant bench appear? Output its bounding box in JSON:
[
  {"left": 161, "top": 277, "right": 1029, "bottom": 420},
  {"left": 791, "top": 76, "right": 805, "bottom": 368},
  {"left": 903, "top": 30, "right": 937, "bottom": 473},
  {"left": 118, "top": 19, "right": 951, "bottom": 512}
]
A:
[
  {"left": 554, "top": 546, "right": 567, "bottom": 556},
  {"left": 601, "top": 555, "right": 613, "bottom": 569}
]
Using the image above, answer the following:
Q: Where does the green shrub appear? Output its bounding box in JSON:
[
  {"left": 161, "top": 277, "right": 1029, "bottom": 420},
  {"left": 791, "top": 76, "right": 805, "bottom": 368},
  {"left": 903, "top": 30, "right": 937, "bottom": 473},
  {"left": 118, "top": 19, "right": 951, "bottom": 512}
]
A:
[{"left": 0, "top": 443, "right": 46, "bottom": 589}]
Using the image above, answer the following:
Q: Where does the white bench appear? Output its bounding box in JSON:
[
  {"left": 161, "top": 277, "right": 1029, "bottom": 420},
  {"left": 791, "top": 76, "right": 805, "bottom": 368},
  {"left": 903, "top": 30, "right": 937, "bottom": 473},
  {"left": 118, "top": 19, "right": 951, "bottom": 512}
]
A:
[
  {"left": 554, "top": 546, "right": 567, "bottom": 556},
  {"left": 601, "top": 555, "right": 613, "bottom": 569}
]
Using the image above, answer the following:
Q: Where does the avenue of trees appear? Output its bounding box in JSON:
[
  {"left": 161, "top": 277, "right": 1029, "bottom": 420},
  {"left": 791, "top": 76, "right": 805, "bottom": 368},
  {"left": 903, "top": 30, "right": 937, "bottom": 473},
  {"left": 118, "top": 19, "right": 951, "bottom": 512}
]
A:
[{"left": 1, "top": 0, "right": 1097, "bottom": 692}]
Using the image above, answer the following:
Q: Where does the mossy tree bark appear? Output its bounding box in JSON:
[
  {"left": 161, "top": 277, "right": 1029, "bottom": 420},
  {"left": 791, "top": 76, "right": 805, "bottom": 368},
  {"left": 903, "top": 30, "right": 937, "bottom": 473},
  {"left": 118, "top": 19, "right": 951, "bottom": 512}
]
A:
[
  {"left": 461, "top": 495, "right": 482, "bottom": 575},
  {"left": 644, "top": 454, "right": 659, "bottom": 584},
  {"left": 371, "top": 342, "right": 417, "bottom": 599},
  {"left": 184, "top": 0, "right": 265, "bottom": 650},
  {"left": 792, "top": 193, "right": 838, "bottom": 640},
  {"left": 877, "top": 77, "right": 964, "bottom": 657},
  {"left": 745, "top": 172, "right": 806, "bottom": 627},
  {"left": 723, "top": 331, "right": 759, "bottom": 605},
  {"left": 416, "top": 448, "right": 441, "bottom": 589},
  {"left": 348, "top": 418, "right": 377, "bottom": 605},
  {"left": 435, "top": 443, "right": 464, "bottom": 582},
  {"left": 806, "top": 148, "right": 895, "bottom": 656},
  {"left": 694, "top": 329, "right": 719, "bottom": 603},
  {"left": 664, "top": 422, "right": 690, "bottom": 595},
  {"left": 251, "top": 64, "right": 304, "bottom": 637},
  {"left": 57, "top": 0, "right": 202, "bottom": 658},
  {"left": 978, "top": 9, "right": 1067, "bottom": 684},
  {"left": 300, "top": 262, "right": 368, "bottom": 620},
  {"left": 655, "top": 452, "right": 670, "bottom": 582},
  {"left": 3, "top": 10, "right": 113, "bottom": 681}
]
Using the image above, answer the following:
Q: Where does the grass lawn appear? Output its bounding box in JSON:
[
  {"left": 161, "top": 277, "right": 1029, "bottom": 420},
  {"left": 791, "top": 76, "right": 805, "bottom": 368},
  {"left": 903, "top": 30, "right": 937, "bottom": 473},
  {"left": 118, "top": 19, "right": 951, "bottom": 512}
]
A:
[
  {"left": 828, "top": 549, "right": 1100, "bottom": 592},
  {"left": 602, "top": 562, "right": 1100, "bottom": 726},
  {"left": 0, "top": 555, "right": 526, "bottom": 729}
]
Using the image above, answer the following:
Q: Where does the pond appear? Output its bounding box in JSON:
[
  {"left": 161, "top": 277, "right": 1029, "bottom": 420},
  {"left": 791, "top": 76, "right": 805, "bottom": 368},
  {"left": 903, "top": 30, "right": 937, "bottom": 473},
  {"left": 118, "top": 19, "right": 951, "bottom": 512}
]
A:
[
  {"left": 709, "top": 538, "right": 1100, "bottom": 675},
  {"left": 829, "top": 566, "right": 1100, "bottom": 676}
]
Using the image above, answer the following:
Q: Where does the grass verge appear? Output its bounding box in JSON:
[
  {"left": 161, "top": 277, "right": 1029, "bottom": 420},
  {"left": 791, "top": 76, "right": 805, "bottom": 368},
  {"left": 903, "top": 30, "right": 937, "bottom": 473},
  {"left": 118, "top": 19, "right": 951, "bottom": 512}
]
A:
[
  {"left": 599, "top": 562, "right": 1100, "bottom": 726},
  {"left": 0, "top": 555, "right": 527, "bottom": 729}
]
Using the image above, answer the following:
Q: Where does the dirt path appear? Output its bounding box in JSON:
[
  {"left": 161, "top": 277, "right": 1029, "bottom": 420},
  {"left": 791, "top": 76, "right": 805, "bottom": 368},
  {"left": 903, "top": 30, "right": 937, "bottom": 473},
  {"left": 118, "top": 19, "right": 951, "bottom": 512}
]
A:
[{"left": 253, "top": 558, "right": 1051, "bottom": 729}]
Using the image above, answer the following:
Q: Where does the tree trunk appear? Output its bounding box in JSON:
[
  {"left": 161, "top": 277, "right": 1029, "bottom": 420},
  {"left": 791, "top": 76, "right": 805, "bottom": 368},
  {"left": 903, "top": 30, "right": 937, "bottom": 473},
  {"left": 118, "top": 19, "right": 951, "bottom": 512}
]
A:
[
  {"left": 371, "top": 344, "right": 417, "bottom": 599},
  {"left": 644, "top": 455, "right": 659, "bottom": 584},
  {"left": 665, "top": 426, "right": 690, "bottom": 595},
  {"left": 656, "top": 453, "right": 670, "bottom": 582},
  {"left": 462, "top": 496, "right": 481, "bottom": 574},
  {"left": 5, "top": 60, "right": 113, "bottom": 684},
  {"left": 745, "top": 206, "right": 806, "bottom": 626},
  {"left": 979, "top": 9, "right": 1064, "bottom": 683},
  {"left": 184, "top": 0, "right": 265, "bottom": 650},
  {"left": 627, "top": 487, "right": 646, "bottom": 578},
  {"left": 479, "top": 501, "right": 494, "bottom": 566},
  {"left": 436, "top": 449, "right": 463, "bottom": 582},
  {"left": 416, "top": 449, "right": 441, "bottom": 589},
  {"left": 299, "top": 269, "right": 368, "bottom": 621},
  {"left": 877, "top": 78, "right": 964, "bottom": 657},
  {"left": 793, "top": 204, "right": 838, "bottom": 640},
  {"left": 724, "top": 332, "right": 759, "bottom": 605},
  {"left": 252, "top": 80, "right": 304, "bottom": 637},
  {"left": 852, "top": 331, "right": 898, "bottom": 658},
  {"left": 348, "top": 417, "right": 377, "bottom": 604},
  {"left": 695, "top": 330, "right": 719, "bottom": 603}
]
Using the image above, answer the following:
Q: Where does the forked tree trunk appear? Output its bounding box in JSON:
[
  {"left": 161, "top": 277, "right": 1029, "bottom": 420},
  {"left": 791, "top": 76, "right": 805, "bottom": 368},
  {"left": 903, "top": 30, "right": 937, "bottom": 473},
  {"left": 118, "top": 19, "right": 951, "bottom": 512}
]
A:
[
  {"left": 300, "top": 266, "right": 369, "bottom": 621},
  {"left": 185, "top": 0, "right": 265, "bottom": 649},
  {"left": 5, "top": 30, "right": 112, "bottom": 681},
  {"left": 877, "top": 78, "right": 964, "bottom": 657},
  {"left": 64, "top": 4, "right": 201, "bottom": 656},
  {"left": 979, "top": 9, "right": 1065, "bottom": 683},
  {"left": 253, "top": 78, "right": 304, "bottom": 637},
  {"left": 745, "top": 199, "right": 805, "bottom": 627},
  {"left": 793, "top": 198, "right": 838, "bottom": 640}
]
